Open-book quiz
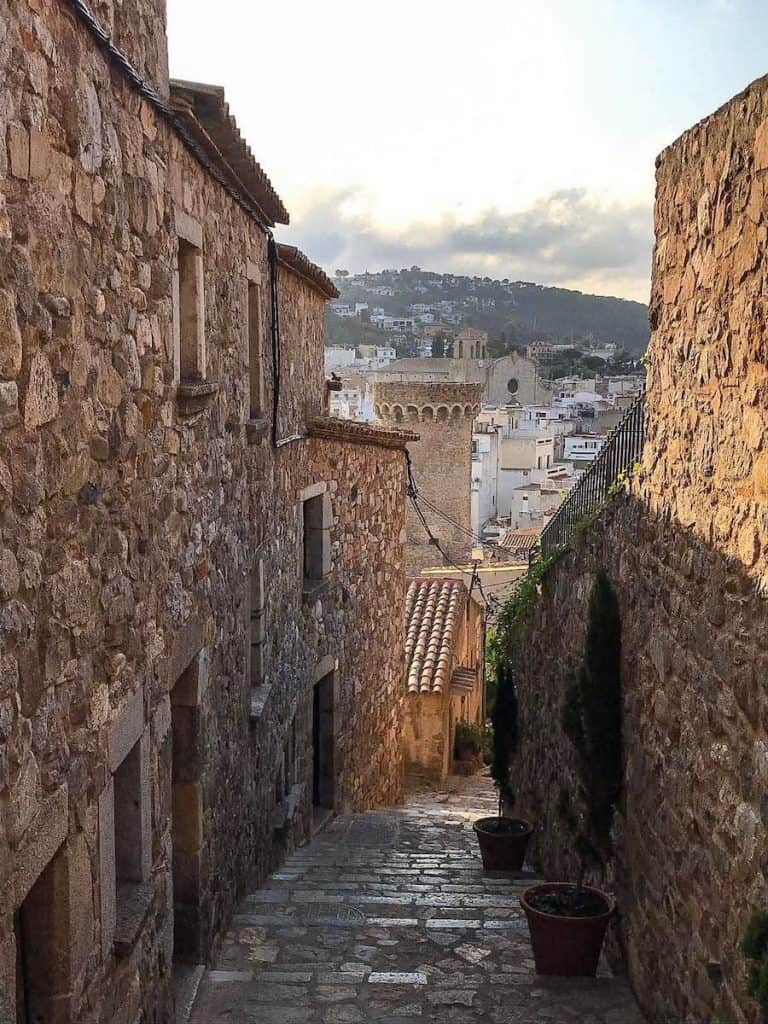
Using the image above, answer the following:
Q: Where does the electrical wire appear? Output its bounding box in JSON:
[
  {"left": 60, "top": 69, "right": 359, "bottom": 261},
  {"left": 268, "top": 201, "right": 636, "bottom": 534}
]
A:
[{"left": 405, "top": 453, "right": 521, "bottom": 615}]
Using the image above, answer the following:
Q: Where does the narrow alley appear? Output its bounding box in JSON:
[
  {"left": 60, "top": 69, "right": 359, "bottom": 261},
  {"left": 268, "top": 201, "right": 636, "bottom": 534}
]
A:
[{"left": 188, "top": 775, "right": 644, "bottom": 1023}]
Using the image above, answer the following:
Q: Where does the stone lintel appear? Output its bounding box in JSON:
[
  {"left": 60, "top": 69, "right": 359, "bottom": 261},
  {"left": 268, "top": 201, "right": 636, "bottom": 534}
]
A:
[
  {"left": 298, "top": 480, "right": 327, "bottom": 502},
  {"left": 0, "top": 784, "right": 68, "bottom": 917},
  {"left": 167, "top": 616, "right": 206, "bottom": 691},
  {"left": 175, "top": 207, "right": 203, "bottom": 249},
  {"left": 108, "top": 687, "right": 145, "bottom": 773}
]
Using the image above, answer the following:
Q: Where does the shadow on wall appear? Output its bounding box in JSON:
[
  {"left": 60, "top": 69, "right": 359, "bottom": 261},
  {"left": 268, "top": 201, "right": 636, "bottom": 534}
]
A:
[{"left": 508, "top": 487, "right": 768, "bottom": 1024}]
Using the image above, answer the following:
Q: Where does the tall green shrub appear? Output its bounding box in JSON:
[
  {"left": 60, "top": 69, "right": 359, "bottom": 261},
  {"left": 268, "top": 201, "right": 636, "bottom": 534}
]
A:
[
  {"left": 563, "top": 569, "right": 622, "bottom": 847},
  {"left": 491, "top": 660, "right": 519, "bottom": 811},
  {"left": 742, "top": 911, "right": 768, "bottom": 1018}
]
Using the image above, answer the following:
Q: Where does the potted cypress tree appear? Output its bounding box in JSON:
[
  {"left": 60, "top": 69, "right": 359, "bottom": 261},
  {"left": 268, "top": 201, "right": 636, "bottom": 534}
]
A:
[
  {"left": 473, "top": 661, "right": 532, "bottom": 871},
  {"left": 520, "top": 569, "right": 621, "bottom": 975}
]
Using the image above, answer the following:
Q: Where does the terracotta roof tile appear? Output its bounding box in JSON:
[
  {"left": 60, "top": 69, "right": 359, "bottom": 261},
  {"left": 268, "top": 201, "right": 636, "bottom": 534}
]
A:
[
  {"left": 308, "top": 417, "right": 419, "bottom": 450},
  {"left": 498, "top": 528, "right": 541, "bottom": 552},
  {"left": 405, "top": 578, "right": 467, "bottom": 695},
  {"left": 169, "top": 80, "right": 289, "bottom": 226},
  {"left": 276, "top": 244, "right": 339, "bottom": 300}
]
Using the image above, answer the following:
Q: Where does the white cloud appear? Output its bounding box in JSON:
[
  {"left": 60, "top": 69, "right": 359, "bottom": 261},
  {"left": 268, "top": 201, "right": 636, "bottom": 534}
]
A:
[{"left": 281, "top": 186, "right": 653, "bottom": 302}]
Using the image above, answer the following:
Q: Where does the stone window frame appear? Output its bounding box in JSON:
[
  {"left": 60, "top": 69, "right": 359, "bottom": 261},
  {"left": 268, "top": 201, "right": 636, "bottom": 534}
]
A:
[
  {"left": 245, "top": 259, "right": 267, "bottom": 441},
  {"left": 3, "top": 785, "right": 74, "bottom": 1023},
  {"left": 170, "top": 648, "right": 209, "bottom": 962},
  {"left": 299, "top": 482, "right": 332, "bottom": 597},
  {"left": 99, "top": 688, "right": 152, "bottom": 960},
  {"left": 173, "top": 208, "right": 206, "bottom": 384},
  {"left": 248, "top": 551, "right": 271, "bottom": 721}
]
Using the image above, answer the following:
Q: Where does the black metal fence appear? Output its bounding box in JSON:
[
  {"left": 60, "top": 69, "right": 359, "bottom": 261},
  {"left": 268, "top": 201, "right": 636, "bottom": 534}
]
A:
[{"left": 540, "top": 389, "right": 646, "bottom": 555}]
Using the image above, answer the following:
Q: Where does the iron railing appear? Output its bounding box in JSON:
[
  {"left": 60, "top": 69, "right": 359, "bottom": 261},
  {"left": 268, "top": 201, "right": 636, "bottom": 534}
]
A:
[{"left": 540, "top": 389, "right": 646, "bottom": 554}]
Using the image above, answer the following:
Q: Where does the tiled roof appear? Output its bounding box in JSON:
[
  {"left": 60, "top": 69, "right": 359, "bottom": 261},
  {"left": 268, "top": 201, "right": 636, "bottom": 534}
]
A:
[
  {"left": 405, "top": 578, "right": 467, "bottom": 695},
  {"left": 498, "top": 528, "right": 541, "bottom": 552},
  {"left": 308, "top": 417, "right": 419, "bottom": 451},
  {"left": 276, "top": 245, "right": 340, "bottom": 300},
  {"left": 169, "top": 80, "right": 289, "bottom": 226}
]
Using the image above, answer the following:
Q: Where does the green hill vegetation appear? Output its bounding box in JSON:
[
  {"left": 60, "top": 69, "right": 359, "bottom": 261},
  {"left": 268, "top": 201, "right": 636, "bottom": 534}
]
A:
[{"left": 328, "top": 268, "right": 649, "bottom": 355}]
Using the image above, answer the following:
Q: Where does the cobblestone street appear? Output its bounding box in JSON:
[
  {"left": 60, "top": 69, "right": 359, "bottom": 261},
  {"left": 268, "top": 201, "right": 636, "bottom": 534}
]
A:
[{"left": 189, "top": 775, "right": 645, "bottom": 1023}]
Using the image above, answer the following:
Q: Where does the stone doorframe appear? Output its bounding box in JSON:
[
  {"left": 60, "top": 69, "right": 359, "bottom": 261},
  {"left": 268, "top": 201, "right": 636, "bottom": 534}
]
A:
[
  {"left": 312, "top": 655, "right": 340, "bottom": 818},
  {"left": 169, "top": 644, "right": 210, "bottom": 964},
  {"left": 0, "top": 784, "right": 82, "bottom": 1024}
]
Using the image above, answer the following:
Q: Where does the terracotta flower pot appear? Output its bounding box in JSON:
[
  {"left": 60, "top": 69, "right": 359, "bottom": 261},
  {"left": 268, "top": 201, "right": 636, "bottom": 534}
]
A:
[
  {"left": 473, "top": 817, "right": 532, "bottom": 871},
  {"left": 456, "top": 744, "right": 478, "bottom": 763},
  {"left": 520, "top": 882, "right": 614, "bottom": 976}
]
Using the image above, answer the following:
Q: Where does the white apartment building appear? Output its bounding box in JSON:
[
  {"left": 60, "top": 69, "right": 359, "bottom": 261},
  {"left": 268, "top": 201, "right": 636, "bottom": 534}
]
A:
[
  {"left": 357, "top": 345, "right": 396, "bottom": 368},
  {"left": 563, "top": 433, "right": 607, "bottom": 466},
  {"left": 329, "top": 381, "right": 375, "bottom": 422},
  {"left": 325, "top": 347, "right": 357, "bottom": 371}
]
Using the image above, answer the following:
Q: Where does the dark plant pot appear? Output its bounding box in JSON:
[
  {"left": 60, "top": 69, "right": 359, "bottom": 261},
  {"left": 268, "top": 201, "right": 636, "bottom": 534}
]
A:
[
  {"left": 473, "top": 817, "right": 532, "bottom": 871},
  {"left": 456, "top": 744, "right": 478, "bottom": 763},
  {"left": 520, "top": 882, "right": 614, "bottom": 977}
]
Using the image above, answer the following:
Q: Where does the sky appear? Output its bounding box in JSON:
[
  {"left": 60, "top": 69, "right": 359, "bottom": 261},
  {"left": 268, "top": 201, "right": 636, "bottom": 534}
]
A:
[{"left": 167, "top": 0, "right": 768, "bottom": 303}]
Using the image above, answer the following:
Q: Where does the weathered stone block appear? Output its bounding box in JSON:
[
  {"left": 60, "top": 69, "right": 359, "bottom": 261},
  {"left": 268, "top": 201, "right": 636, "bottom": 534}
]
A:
[
  {"left": 0, "top": 291, "right": 22, "bottom": 381},
  {"left": 23, "top": 352, "right": 59, "bottom": 429},
  {"left": 7, "top": 124, "right": 29, "bottom": 180}
]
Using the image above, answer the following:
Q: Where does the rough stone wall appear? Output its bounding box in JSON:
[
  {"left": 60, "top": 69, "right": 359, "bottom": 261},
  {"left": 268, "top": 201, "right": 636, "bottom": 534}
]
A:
[
  {"left": 509, "top": 76, "right": 768, "bottom": 1024},
  {"left": 89, "top": 0, "right": 170, "bottom": 96},
  {"left": 646, "top": 74, "right": 768, "bottom": 579},
  {"left": 307, "top": 435, "right": 407, "bottom": 812},
  {"left": 373, "top": 382, "right": 483, "bottom": 574},
  {"left": 0, "top": 3, "right": 407, "bottom": 1022},
  {"left": 276, "top": 266, "right": 325, "bottom": 438}
]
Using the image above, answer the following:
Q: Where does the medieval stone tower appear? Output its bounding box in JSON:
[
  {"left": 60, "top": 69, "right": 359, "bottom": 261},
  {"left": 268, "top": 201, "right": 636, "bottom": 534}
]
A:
[{"left": 374, "top": 381, "right": 484, "bottom": 575}]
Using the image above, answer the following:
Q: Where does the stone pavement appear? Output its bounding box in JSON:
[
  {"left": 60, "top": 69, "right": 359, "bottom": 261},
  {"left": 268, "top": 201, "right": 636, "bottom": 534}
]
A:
[{"left": 189, "top": 774, "right": 645, "bottom": 1023}]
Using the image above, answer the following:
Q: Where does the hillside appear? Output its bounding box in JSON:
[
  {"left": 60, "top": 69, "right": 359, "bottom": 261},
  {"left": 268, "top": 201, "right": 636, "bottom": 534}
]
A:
[{"left": 328, "top": 268, "right": 649, "bottom": 355}]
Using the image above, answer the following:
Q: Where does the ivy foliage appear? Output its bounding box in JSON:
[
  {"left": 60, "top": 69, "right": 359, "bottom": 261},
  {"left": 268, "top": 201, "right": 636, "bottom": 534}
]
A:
[
  {"left": 489, "top": 547, "right": 564, "bottom": 663},
  {"left": 562, "top": 569, "right": 623, "bottom": 849},
  {"left": 742, "top": 911, "right": 768, "bottom": 1016}
]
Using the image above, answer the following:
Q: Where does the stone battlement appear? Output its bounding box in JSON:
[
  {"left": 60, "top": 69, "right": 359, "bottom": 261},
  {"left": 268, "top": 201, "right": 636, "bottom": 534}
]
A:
[{"left": 373, "top": 381, "right": 483, "bottom": 425}]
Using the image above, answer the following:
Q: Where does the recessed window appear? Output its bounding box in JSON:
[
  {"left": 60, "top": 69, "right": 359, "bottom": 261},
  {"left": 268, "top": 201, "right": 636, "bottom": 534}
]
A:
[
  {"left": 249, "top": 558, "right": 265, "bottom": 689},
  {"left": 248, "top": 282, "right": 263, "bottom": 420},
  {"left": 114, "top": 738, "right": 148, "bottom": 885},
  {"left": 302, "top": 489, "right": 331, "bottom": 592},
  {"left": 14, "top": 849, "right": 71, "bottom": 1024},
  {"left": 177, "top": 237, "right": 204, "bottom": 381}
]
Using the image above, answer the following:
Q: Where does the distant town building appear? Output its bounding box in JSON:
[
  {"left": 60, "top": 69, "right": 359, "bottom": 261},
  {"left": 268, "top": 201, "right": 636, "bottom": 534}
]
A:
[{"left": 452, "top": 327, "right": 488, "bottom": 360}]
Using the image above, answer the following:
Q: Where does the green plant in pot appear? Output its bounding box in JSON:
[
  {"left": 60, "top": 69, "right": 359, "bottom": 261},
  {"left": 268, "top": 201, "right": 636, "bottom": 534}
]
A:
[
  {"left": 521, "top": 569, "right": 621, "bottom": 976},
  {"left": 473, "top": 660, "right": 532, "bottom": 871},
  {"left": 454, "top": 720, "right": 483, "bottom": 762}
]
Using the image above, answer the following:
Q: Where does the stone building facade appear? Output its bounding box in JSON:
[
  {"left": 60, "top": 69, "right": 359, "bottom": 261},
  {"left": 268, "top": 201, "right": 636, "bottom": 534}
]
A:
[
  {"left": 483, "top": 353, "right": 550, "bottom": 407},
  {"left": 375, "top": 353, "right": 548, "bottom": 407},
  {"left": 0, "top": 3, "right": 412, "bottom": 1022},
  {"left": 373, "top": 382, "right": 483, "bottom": 575},
  {"left": 508, "top": 76, "right": 768, "bottom": 1023},
  {"left": 451, "top": 327, "right": 488, "bottom": 361},
  {"left": 404, "top": 577, "right": 484, "bottom": 780}
]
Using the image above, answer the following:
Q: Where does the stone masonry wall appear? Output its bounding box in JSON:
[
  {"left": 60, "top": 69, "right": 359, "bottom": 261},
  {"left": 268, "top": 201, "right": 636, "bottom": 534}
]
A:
[
  {"left": 509, "top": 76, "right": 768, "bottom": 1023},
  {"left": 0, "top": 3, "right": 407, "bottom": 1022},
  {"left": 374, "top": 382, "right": 483, "bottom": 575}
]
